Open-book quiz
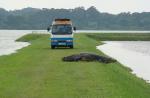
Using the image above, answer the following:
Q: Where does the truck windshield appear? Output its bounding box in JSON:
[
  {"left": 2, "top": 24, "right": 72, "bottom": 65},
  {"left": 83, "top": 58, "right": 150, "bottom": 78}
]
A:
[{"left": 52, "top": 25, "right": 72, "bottom": 35}]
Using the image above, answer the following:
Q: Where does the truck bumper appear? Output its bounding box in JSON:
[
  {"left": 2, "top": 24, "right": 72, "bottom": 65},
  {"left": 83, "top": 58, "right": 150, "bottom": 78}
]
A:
[{"left": 50, "top": 38, "right": 73, "bottom": 47}]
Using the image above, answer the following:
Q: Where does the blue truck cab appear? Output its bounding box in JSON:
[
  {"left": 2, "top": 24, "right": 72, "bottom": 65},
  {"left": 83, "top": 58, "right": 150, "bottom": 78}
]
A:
[{"left": 47, "top": 19, "right": 76, "bottom": 49}]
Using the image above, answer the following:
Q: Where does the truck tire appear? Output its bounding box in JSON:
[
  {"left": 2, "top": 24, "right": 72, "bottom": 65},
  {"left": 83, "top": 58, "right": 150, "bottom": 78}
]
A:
[
  {"left": 70, "top": 45, "right": 74, "bottom": 49},
  {"left": 51, "top": 45, "right": 55, "bottom": 49}
]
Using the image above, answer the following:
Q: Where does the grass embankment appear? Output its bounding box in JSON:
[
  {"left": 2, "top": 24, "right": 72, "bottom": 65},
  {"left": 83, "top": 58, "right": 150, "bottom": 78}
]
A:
[
  {"left": 86, "top": 33, "right": 150, "bottom": 41},
  {"left": 0, "top": 33, "right": 150, "bottom": 98}
]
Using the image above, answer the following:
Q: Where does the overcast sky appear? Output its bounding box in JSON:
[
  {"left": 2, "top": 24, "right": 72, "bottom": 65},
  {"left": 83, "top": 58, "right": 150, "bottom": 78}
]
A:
[{"left": 0, "top": 0, "right": 150, "bottom": 14}]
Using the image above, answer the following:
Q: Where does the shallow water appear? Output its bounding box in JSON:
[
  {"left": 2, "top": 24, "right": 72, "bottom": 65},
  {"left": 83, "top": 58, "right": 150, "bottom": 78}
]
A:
[
  {"left": 97, "top": 41, "right": 150, "bottom": 82},
  {"left": 0, "top": 30, "right": 31, "bottom": 56}
]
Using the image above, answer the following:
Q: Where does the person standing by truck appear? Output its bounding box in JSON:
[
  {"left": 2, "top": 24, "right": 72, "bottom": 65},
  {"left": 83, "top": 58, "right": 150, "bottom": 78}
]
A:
[{"left": 47, "top": 19, "right": 76, "bottom": 49}]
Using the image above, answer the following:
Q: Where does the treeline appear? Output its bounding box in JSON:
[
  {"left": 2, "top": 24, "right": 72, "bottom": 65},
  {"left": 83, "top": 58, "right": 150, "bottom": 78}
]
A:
[{"left": 0, "top": 6, "right": 150, "bottom": 30}]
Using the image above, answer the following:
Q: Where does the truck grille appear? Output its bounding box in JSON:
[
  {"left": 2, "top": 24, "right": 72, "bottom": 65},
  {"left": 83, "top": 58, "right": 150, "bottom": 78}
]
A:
[{"left": 58, "top": 40, "right": 66, "bottom": 42}]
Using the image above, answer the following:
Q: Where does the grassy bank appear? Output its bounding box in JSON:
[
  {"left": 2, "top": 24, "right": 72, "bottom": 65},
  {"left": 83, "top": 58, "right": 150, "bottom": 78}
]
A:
[
  {"left": 86, "top": 33, "right": 150, "bottom": 41},
  {"left": 0, "top": 33, "right": 150, "bottom": 98}
]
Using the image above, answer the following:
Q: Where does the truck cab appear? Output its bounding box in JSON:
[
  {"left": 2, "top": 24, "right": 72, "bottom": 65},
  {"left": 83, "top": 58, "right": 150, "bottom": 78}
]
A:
[{"left": 47, "top": 19, "right": 76, "bottom": 49}]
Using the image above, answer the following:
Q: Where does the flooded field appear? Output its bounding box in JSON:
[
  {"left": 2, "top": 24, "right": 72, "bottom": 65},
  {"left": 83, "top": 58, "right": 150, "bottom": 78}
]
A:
[{"left": 97, "top": 41, "right": 150, "bottom": 82}]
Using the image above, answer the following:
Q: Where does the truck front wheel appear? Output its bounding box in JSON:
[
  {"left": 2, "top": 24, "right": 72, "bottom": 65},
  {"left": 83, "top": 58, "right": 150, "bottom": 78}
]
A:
[
  {"left": 51, "top": 45, "right": 55, "bottom": 49},
  {"left": 70, "top": 45, "right": 74, "bottom": 49}
]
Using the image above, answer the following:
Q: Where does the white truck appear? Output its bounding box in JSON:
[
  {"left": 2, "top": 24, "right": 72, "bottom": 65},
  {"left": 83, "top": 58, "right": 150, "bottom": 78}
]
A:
[{"left": 47, "top": 19, "right": 76, "bottom": 49}]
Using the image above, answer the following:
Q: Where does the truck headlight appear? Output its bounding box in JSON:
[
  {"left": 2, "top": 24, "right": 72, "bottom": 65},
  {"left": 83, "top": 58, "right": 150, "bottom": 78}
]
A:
[
  {"left": 67, "top": 40, "right": 73, "bottom": 42},
  {"left": 52, "top": 40, "right": 58, "bottom": 42}
]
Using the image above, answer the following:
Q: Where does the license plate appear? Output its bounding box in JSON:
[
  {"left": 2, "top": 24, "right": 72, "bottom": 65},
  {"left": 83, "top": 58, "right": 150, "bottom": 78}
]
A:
[{"left": 58, "top": 43, "right": 66, "bottom": 45}]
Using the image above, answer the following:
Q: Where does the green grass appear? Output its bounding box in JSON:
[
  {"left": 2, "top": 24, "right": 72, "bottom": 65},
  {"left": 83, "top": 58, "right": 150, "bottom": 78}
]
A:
[
  {"left": 86, "top": 33, "right": 150, "bottom": 41},
  {"left": 0, "top": 33, "right": 150, "bottom": 98}
]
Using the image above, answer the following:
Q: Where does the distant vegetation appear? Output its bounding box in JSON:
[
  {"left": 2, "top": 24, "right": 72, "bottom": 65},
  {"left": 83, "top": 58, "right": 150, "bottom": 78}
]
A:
[
  {"left": 0, "top": 6, "right": 150, "bottom": 30},
  {"left": 87, "top": 33, "right": 150, "bottom": 41}
]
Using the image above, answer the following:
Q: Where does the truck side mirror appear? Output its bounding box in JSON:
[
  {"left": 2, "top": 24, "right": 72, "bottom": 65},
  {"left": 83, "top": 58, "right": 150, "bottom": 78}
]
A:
[
  {"left": 73, "top": 27, "right": 76, "bottom": 31},
  {"left": 47, "top": 25, "right": 52, "bottom": 32},
  {"left": 47, "top": 27, "right": 50, "bottom": 32}
]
